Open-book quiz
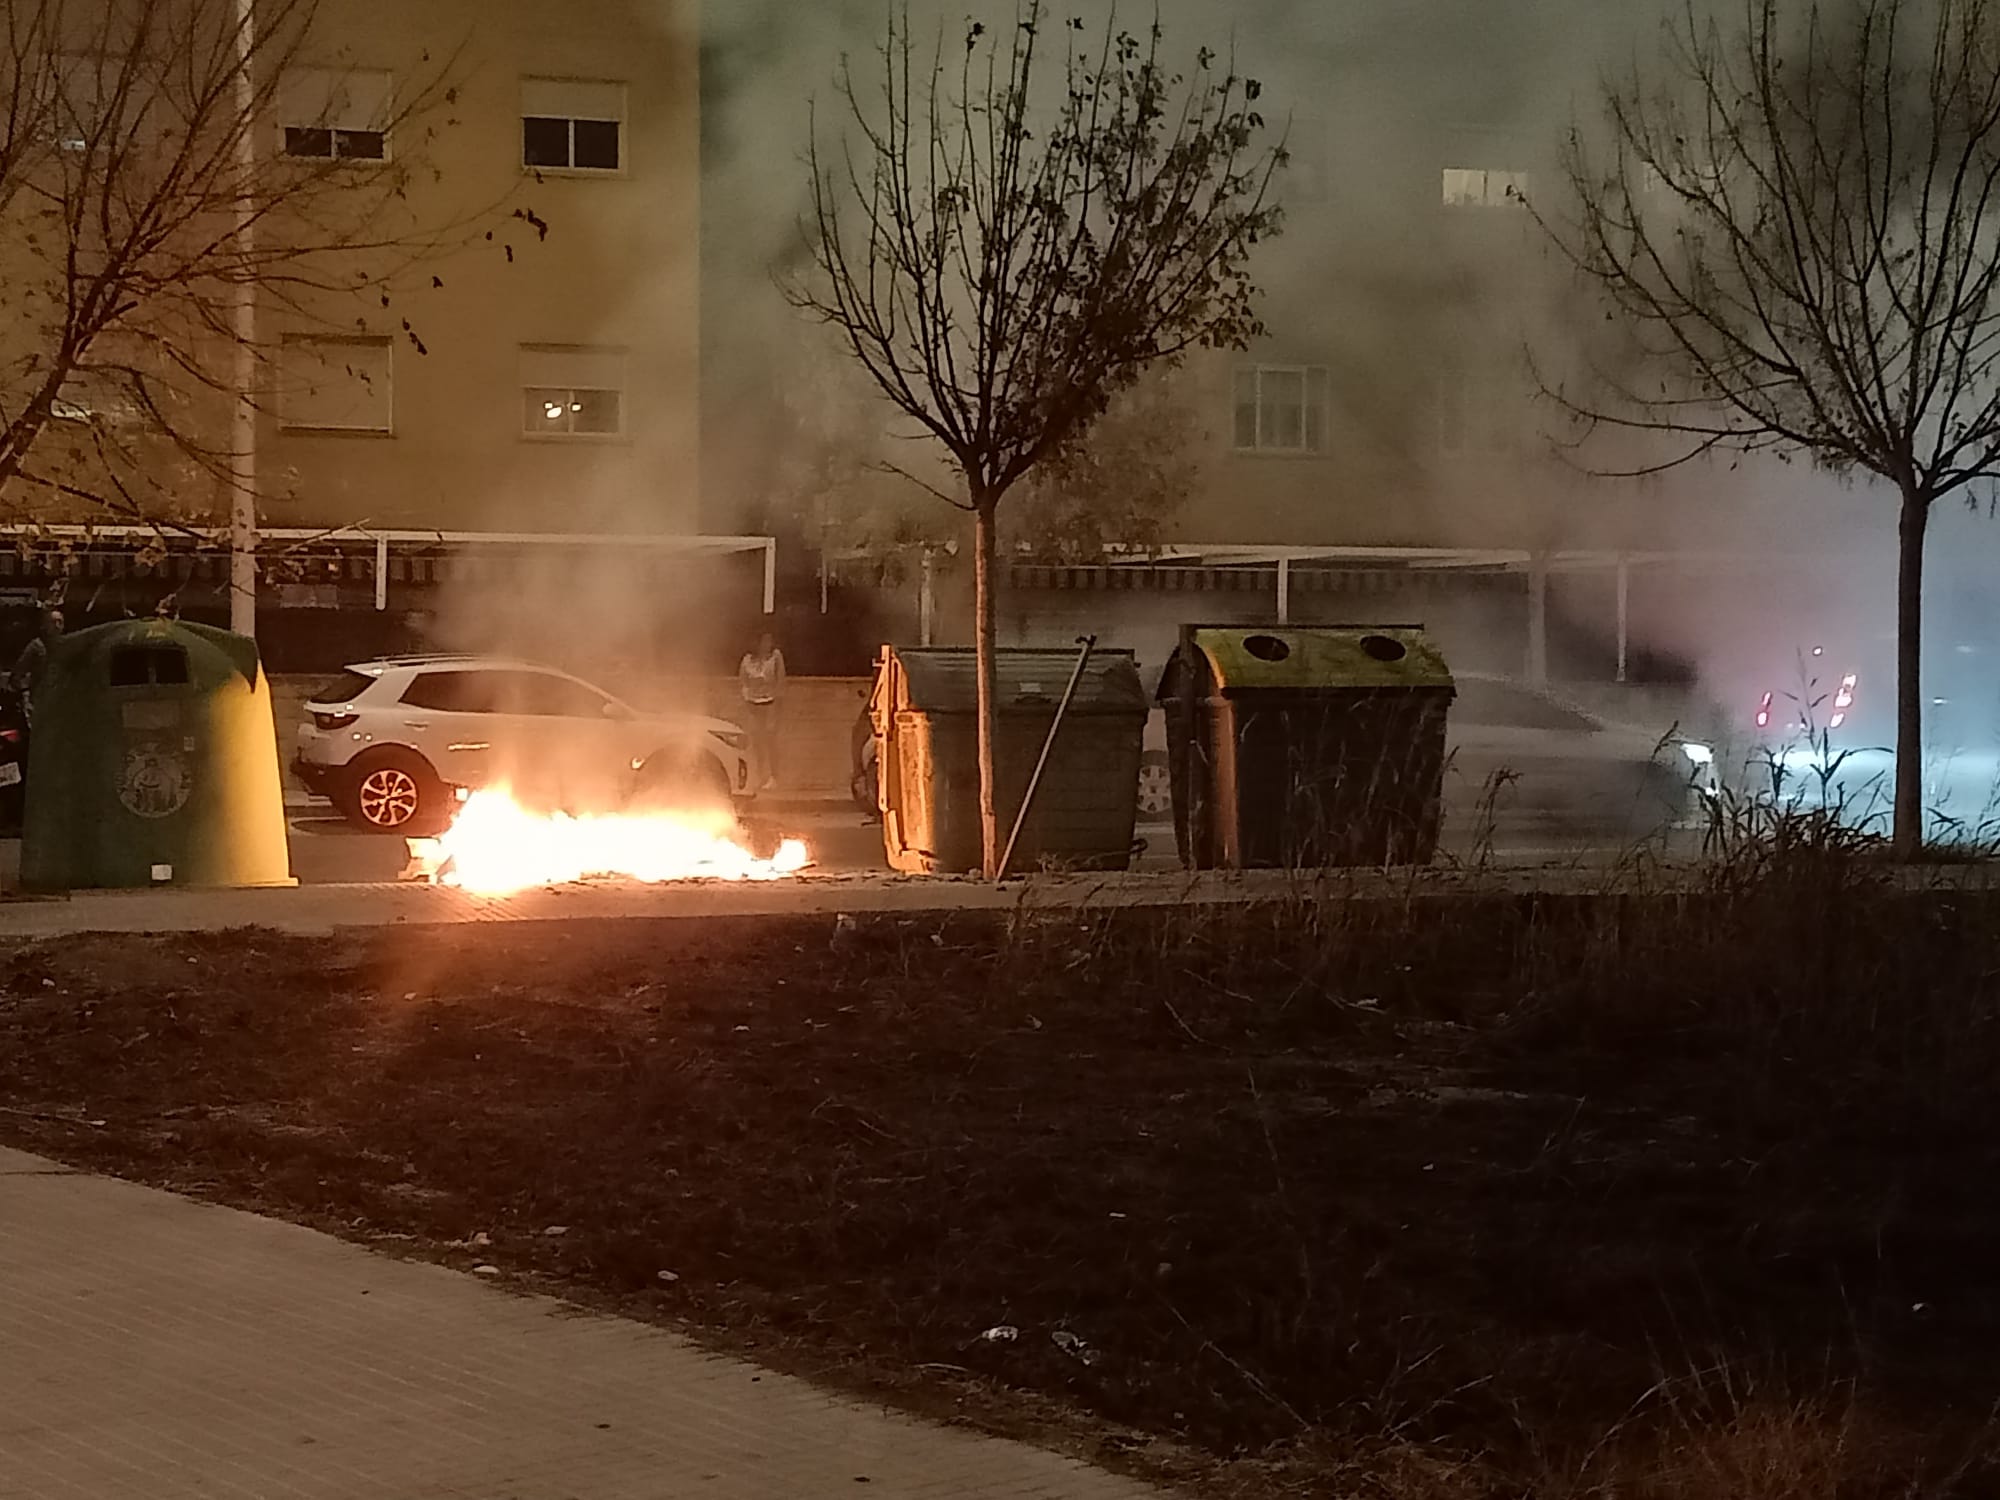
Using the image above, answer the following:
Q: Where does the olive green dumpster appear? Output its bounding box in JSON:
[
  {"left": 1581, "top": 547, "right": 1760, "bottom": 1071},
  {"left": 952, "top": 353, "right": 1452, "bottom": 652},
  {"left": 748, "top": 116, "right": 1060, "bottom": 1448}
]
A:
[
  {"left": 1159, "top": 624, "right": 1455, "bottom": 870},
  {"left": 22, "top": 620, "right": 294, "bottom": 890},
  {"left": 870, "top": 646, "right": 1147, "bottom": 875}
]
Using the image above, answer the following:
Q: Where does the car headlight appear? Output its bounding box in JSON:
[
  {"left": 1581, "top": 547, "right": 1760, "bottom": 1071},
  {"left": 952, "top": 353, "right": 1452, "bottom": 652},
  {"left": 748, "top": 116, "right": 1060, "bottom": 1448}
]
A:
[
  {"left": 1679, "top": 740, "right": 1715, "bottom": 767},
  {"left": 712, "top": 729, "right": 749, "bottom": 750}
]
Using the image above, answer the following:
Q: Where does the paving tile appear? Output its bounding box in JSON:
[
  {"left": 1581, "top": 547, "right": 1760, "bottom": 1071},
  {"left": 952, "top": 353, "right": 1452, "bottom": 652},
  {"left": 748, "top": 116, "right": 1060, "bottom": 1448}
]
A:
[{"left": 0, "top": 1153, "right": 1155, "bottom": 1499}]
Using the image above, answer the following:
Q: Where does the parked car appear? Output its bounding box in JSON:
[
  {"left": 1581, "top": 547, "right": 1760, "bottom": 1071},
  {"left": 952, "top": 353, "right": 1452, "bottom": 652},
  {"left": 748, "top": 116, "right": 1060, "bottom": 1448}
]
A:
[
  {"left": 1136, "top": 672, "right": 1710, "bottom": 838},
  {"left": 294, "top": 656, "right": 754, "bottom": 833}
]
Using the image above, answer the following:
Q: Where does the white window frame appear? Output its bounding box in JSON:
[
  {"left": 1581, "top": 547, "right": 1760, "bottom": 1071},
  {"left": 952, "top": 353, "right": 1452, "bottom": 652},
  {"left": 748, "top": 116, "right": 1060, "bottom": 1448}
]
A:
[
  {"left": 1233, "top": 365, "right": 1329, "bottom": 456},
  {"left": 1441, "top": 167, "right": 1531, "bottom": 208},
  {"left": 279, "top": 336, "right": 395, "bottom": 434},
  {"left": 279, "top": 68, "right": 394, "bottom": 163},
  {"left": 520, "top": 345, "right": 627, "bottom": 440},
  {"left": 520, "top": 78, "right": 626, "bottom": 176}
]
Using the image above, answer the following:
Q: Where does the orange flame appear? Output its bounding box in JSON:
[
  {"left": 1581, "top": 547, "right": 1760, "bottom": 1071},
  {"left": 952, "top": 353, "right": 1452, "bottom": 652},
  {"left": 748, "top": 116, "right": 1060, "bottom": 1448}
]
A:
[{"left": 411, "top": 788, "right": 810, "bottom": 896}]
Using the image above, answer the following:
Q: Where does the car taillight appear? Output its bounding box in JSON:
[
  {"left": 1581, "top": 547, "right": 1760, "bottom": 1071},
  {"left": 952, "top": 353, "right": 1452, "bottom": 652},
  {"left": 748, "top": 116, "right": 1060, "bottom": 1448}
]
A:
[
  {"left": 1755, "top": 691, "right": 1772, "bottom": 730},
  {"left": 313, "top": 710, "right": 358, "bottom": 731}
]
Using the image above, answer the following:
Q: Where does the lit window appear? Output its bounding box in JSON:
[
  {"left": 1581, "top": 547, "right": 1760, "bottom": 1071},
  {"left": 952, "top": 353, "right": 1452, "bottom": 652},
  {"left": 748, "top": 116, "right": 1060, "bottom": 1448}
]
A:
[
  {"left": 1233, "top": 366, "right": 1329, "bottom": 455},
  {"left": 1441, "top": 167, "right": 1530, "bottom": 207},
  {"left": 521, "top": 78, "right": 624, "bottom": 172},
  {"left": 280, "top": 338, "right": 393, "bottom": 433},
  {"left": 520, "top": 346, "right": 626, "bottom": 437},
  {"left": 280, "top": 69, "right": 393, "bottom": 161}
]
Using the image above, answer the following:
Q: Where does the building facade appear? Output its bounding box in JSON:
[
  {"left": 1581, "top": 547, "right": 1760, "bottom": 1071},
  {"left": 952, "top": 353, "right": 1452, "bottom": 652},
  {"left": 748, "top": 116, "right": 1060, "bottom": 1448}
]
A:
[{"left": 0, "top": 0, "right": 761, "bottom": 672}]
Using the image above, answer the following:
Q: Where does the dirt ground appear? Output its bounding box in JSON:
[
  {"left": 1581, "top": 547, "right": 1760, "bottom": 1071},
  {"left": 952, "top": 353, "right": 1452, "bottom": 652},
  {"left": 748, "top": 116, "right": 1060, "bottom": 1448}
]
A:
[{"left": 1, "top": 890, "right": 1997, "bottom": 1497}]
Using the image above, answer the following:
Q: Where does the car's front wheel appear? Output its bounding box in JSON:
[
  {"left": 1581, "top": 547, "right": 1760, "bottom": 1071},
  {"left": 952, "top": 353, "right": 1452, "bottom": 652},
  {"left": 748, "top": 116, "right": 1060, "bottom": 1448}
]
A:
[
  {"left": 341, "top": 750, "right": 446, "bottom": 834},
  {"left": 631, "top": 750, "right": 733, "bottom": 814}
]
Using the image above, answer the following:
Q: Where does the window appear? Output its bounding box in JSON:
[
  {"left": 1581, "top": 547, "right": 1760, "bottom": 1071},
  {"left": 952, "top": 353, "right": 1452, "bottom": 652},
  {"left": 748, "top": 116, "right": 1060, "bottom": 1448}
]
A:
[
  {"left": 1436, "top": 361, "right": 1526, "bottom": 455},
  {"left": 521, "top": 78, "right": 624, "bottom": 172},
  {"left": 280, "top": 338, "right": 393, "bottom": 432},
  {"left": 312, "top": 670, "right": 376, "bottom": 705},
  {"left": 509, "top": 673, "right": 615, "bottom": 718},
  {"left": 520, "top": 345, "right": 625, "bottom": 437},
  {"left": 1233, "top": 365, "right": 1329, "bottom": 454},
  {"left": 1441, "top": 167, "right": 1530, "bottom": 207},
  {"left": 400, "top": 672, "right": 496, "bottom": 713},
  {"left": 280, "top": 69, "right": 392, "bottom": 161}
]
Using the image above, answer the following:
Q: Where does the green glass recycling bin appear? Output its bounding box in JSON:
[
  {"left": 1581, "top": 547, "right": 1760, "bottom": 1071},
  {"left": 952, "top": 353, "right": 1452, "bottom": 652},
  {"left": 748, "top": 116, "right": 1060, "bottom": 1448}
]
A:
[
  {"left": 22, "top": 620, "right": 294, "bottom": 890},
  {"left": 1159, "top": 624, "right": 1455, "bottom": 869}
]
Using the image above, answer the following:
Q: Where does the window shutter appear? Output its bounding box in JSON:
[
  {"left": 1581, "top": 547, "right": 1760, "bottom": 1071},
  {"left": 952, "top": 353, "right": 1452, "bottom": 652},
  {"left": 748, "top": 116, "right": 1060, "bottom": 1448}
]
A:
[
  {"left": 282, "top": 68, "right": 392, "bottom": 130},
  {"left": 520, "top": 78, "right": 624, "bottom": 122},
  {"left": 519, "top": 346, "right": 626, "bottom": 392}
]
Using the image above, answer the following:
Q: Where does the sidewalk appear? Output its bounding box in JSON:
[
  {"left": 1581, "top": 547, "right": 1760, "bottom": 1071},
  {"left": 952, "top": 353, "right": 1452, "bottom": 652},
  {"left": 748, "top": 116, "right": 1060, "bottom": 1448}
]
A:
[{"left": 0, "top": 1146, "right": 1154, "bottom": 1499}]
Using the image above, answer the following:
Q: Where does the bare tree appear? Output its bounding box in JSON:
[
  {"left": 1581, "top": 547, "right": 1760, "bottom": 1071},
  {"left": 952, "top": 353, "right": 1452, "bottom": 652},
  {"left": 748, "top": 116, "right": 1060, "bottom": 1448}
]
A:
[
  {"left": 791, "top": 1, "right": 1280, "bottom": 876},
  {"left": 0, "top": 0, "right": 488, "bottom": 562},
  {"left": 1541, "top": 0, "right": 2000, "bottom": 856}
]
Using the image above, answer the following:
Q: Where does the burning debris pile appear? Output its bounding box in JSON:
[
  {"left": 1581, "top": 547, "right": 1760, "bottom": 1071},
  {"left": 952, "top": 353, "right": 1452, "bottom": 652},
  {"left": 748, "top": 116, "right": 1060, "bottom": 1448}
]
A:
[{"left": 402, "top": 789, "right": 811, "bottom": 896}]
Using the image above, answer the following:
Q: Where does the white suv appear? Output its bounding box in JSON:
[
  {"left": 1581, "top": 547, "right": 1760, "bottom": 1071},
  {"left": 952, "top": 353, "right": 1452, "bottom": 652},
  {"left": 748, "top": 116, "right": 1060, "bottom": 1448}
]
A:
[{"left": 293, "top": 656, "right": 754, "bottom": 833}]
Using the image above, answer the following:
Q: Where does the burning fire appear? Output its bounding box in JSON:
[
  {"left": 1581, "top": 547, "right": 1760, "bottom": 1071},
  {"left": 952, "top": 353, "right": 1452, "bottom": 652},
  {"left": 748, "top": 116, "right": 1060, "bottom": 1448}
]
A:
[{"left": 405, "top": 788, "right": 811, "bottom": 896}]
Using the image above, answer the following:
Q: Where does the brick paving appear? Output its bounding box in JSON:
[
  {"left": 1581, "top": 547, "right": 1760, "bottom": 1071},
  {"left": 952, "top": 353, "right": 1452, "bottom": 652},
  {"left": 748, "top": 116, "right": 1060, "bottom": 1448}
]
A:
[{"left": 0, "top": 1147, "right": 1155, "bottom": 1499}]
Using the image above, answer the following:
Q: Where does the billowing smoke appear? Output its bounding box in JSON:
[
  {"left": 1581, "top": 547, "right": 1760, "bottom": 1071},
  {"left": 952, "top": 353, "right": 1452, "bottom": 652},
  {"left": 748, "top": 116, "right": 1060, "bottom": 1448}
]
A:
[{"left": 687, "top": 0, "right": 1999, "bottom": 757}]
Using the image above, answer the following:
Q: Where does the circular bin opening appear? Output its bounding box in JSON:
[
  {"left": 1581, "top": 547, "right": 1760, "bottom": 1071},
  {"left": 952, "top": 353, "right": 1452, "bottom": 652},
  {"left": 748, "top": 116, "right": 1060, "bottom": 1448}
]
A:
[
  {"left": 1242, "top": 633, "right": 1291, "bottom": 662},
  {"left": 1359, "top": 634, "right": 1408, "bottom": 663}
]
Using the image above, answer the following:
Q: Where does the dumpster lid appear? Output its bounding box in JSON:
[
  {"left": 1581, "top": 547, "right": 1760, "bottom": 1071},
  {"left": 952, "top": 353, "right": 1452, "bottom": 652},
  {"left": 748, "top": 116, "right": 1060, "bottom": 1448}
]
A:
[
  {"left": 882, "top": 646, "right": 1146, "bottom": 715},
  {"left": 1163, "top": 625, "right": 1453, "bottom": 695}
]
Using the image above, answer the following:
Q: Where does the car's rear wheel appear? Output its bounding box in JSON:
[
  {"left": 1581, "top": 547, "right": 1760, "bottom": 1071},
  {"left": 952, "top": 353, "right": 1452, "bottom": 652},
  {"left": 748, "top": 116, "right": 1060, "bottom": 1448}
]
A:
[{"left": 343, "top": 750, "right": 445, "bottom": 834}]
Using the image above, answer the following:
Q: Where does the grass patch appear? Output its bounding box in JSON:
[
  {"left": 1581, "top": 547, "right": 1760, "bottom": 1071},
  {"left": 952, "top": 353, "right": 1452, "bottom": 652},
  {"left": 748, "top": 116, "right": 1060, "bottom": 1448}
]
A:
[{"left": 0, "top": 870, "right": 1996, "bottom": 1495}]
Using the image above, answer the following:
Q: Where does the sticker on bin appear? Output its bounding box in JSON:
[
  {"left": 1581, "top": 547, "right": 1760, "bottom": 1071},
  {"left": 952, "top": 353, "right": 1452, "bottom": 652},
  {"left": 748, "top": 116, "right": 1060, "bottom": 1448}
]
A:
[
  {"left": 0, "top": 763, "right": 20, "bottom": 788},
  {"left": 150, "top": 864, "right": 173, "bottom": 883}
]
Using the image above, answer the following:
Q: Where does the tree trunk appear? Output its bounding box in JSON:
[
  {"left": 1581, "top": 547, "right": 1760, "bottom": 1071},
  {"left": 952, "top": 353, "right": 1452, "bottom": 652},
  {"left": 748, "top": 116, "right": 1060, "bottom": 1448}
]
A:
[
  {"left": 973, "top": 495, "right": 1000, "bottom": 877},
  {"left": 1892, "top": 488, "right": 1930, "bottom": 860}
]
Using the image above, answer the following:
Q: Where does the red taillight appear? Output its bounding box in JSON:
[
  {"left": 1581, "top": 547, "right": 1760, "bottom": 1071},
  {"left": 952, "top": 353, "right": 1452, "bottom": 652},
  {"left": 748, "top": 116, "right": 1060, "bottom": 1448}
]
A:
[
  {"left": 312, "top": 709, "right": 358, "bottom": 731},
  {"left": 0, "top": 729, "right": 20, "bottom": 744}
]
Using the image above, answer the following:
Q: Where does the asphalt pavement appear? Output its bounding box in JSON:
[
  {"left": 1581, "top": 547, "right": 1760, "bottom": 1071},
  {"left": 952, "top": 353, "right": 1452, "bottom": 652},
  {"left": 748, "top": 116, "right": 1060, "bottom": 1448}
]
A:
[{"left": 0, "top": 796, "right": 1690, "bottom": 890}]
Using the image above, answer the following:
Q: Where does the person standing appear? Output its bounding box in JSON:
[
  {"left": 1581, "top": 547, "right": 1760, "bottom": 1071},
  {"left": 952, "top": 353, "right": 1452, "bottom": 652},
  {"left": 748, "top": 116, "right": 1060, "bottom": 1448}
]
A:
[
  {"left": 738, "top": 630, "right": 786, "bottom": 792},
  {"left": 10, "top": 608, "right": 63, "bottom": 726}
]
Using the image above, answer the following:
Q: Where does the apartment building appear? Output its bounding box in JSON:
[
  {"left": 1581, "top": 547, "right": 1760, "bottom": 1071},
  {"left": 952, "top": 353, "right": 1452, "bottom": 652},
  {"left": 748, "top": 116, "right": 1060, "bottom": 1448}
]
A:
[{"left": 2, "top": 0, "right": 768, "bottom": 669}]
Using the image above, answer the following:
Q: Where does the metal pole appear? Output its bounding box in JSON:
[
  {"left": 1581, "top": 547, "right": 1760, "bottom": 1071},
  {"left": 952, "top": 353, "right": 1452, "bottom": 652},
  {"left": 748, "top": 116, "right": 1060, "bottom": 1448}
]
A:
[
  {"left": 995, "top": 634, "right": 1096, "bottom": 882},
  {"left": 1615, "top": 554, "right": 1629, "bottom": 684},
  {"left": 761, "top": 538, "right": 776, "bottom": 614},
  {"left": 374, "top": 533, "right": 388, "bottom": 611},
  {"left": 919, "top": 550, "right": 935, "bottom": 646},
  {"left": 1276, "top": 556, "right": 1290, "bottom": 622},
  {"left": 1526, "top": 555, "right": 1548, "bottom": 687},
  {"left": 228, "top": 0, "right": 257, "bottom": 637}
]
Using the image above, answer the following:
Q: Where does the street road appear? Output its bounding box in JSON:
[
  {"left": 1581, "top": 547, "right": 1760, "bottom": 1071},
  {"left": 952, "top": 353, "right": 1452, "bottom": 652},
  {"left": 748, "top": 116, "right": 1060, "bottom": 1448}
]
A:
[{"left": 0, "top": 800, "right": 1688, "bottom": 890}]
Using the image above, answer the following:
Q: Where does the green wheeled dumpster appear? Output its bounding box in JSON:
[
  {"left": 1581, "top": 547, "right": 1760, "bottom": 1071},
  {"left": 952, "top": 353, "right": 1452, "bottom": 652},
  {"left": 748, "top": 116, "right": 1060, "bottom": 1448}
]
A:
[
  {"left": 1159, "top": 624, "right": 1454, "bottom": 870},
  {"left": 870, "top": 645, "right": 1147, "bottom": 875},
  {"left": 22, "top": 619, "right": 294, "bottom": 891}
]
